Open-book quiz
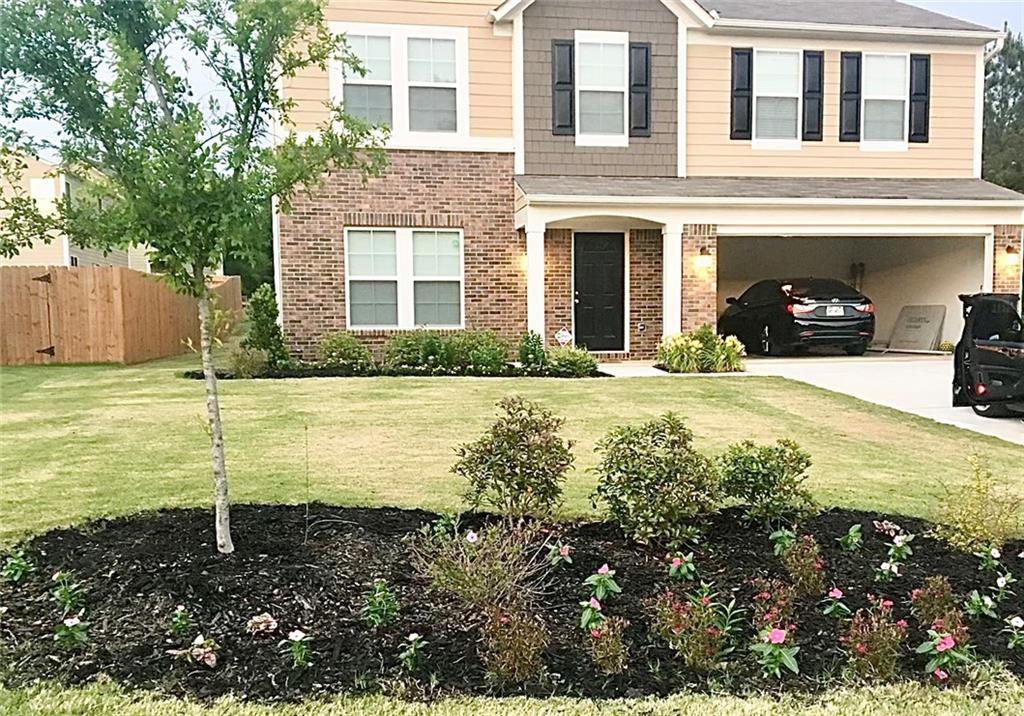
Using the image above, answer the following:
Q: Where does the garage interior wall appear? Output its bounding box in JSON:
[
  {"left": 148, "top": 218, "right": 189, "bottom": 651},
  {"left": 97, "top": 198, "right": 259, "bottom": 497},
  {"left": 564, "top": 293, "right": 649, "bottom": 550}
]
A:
[{"left": 717, "top": 237, "right": 986, "bottom": 346}]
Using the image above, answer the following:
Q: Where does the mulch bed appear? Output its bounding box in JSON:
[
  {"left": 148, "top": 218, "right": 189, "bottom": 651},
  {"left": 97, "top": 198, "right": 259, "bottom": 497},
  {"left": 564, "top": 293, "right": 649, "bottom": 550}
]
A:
[
  {"left": 1, "top": 505, "right": 1021, "bottom": 702},
  {"left": 181, "top": 367, "right": 609, "bottom": 380}
]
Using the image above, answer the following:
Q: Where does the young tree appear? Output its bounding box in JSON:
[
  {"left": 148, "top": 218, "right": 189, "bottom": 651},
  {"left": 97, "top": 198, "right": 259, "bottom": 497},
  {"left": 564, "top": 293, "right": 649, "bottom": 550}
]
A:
[
  {"left": 0, "top": 0, "right": 386, "bottom": 553},
  {"left": 984, "top": 27, "right": 1024, "bottom": 192}
]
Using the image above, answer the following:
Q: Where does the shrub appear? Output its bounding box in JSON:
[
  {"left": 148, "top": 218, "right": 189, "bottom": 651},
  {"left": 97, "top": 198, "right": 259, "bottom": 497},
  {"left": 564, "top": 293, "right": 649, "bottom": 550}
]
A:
[
  {"left": 480, "top": 606, "right": 549, "bottom": 685},
  {"left": 518, "top": 331, "right": 546, "bottom": 368},
  {"left": 316, "top": 332, "right": 373, "bottom": 370},
  {"left": 718, "top": 439, "right": 816, "bottom": 526},
  {"left": 242, "top": 283, "right": 289, "bottom": 368},
  {"left": 545, "top": 345, "right": 598, "bottom": 377},
  {"left": 382, "top": 331, "right": 449, "bottom": 369},
  {"left": 361, "top": 579, "right": 400, "bottom": 629},
  {"left": 410, "top": 520, "right": 548, "bottom": 610},
  {"left": 649, "top": 585, "right": 744, "bottom": 672},
  {"left": 780, "top": 535, "right": 826, "bottom": 597},
  {"left": 586, "top": 616, "right": 630, "bottom": 675},
  {"left": 749, "top": 577, "right": 797, "bottom": 630},
  {"left": 911, "top": 576, "right": 964, "bottom": 632},
  {"left": 229, "top": 346, "right": 269, "bottom": 378},
  {"left": 842, "top": 599, "right": 908, "bottom": 682},
  {"left": 658, "top": 324, "right": 745, "bottom": 373},
  {"left": 915, "top": 629, "right": 976, "bottom": 682},
  {"left": 935, "top": 455, "right": 1021, "bottom": 552},
  {"left": 454, "top": 396, "right": 573, "bottom": 517},
  {"left": 449, "top": 331, "right": 508, "bottom": 375}
]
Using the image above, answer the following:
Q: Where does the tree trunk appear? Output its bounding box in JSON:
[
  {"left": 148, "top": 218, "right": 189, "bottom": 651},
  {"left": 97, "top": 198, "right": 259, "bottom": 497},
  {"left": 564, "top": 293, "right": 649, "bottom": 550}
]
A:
[{"left": 198, "top": 289, "right": 234, "bottom": 554}]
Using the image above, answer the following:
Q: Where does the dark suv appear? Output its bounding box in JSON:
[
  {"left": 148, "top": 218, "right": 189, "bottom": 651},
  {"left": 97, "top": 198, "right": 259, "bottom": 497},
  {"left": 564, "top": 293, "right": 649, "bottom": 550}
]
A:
[{"left": 952, "top": 293, "right": 1024, "bottom": 417}]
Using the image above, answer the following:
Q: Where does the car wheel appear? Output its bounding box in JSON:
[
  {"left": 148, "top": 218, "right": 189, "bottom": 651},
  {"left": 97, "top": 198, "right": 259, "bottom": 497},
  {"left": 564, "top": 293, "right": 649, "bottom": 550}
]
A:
[
  {"left": 845, "top": 344, "right": 868, "bottom": 357},
  {"left": 761, "top": 325, "right": 786, "bottom": 356},
  {"left": 971, "top": 402, "right": 1012, "bottom": 418}
]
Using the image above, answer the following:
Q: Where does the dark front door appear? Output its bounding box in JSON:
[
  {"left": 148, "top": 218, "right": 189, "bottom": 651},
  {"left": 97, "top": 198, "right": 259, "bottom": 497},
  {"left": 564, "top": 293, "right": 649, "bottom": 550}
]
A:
[{"left": 574, "top": 233, "right": 625, "bottom": 352}]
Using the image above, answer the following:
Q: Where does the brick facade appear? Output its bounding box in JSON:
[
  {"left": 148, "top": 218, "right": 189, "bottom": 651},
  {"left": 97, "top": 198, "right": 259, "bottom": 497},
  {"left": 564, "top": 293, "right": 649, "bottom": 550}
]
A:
[
  {"left": 681, "top": 224, "right": 718, "bottom": 332},
  {"left": 993, "top": 225, "right": 1023, "bottom": 296},
  {"left": 278, "top": 150, "right": 524, "bottom": 358}
]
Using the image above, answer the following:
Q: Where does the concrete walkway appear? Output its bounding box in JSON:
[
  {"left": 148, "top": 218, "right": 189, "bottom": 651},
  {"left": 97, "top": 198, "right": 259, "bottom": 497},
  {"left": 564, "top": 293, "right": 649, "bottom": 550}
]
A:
[{"left": 600, "top": 354, "right": 1024, "bottom": 446}]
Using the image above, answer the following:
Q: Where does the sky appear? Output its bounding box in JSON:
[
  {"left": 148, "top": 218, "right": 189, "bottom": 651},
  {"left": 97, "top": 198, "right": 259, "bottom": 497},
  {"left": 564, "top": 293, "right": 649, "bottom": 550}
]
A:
[{"left": 907, "top": 0, "right": 1023, "bottom": 32}]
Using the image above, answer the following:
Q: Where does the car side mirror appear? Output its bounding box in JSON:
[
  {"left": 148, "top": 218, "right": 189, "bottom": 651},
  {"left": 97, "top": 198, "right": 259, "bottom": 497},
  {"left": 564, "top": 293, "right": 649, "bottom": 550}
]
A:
[{"left": 726, "top": 297, "right": 738, "bottom": 305}]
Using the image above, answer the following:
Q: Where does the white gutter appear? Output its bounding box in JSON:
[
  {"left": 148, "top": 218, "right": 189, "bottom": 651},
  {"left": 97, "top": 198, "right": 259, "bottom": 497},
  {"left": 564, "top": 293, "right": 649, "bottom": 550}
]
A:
[
  {"left": 524, "top": 194, "right": 1024, "bottom": 208},
  {"left": 710, "top": 18, "right": 1002, "bottom": 42},
  {"left": 985, "top": 34, "right": 1007, "bottom": 63}
]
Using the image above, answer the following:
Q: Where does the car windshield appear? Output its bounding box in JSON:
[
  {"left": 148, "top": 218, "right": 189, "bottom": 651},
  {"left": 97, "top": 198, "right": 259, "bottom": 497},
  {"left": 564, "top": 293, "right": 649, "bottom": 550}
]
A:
[{"left": 780, "top": 279, "right": 861, "bottom": 299}]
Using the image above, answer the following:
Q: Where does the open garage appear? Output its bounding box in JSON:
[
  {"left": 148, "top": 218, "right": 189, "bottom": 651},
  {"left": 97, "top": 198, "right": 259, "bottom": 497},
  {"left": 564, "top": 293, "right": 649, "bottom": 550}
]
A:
[{"left": 717, "top": 235, "right": 989, "bottom": 348}]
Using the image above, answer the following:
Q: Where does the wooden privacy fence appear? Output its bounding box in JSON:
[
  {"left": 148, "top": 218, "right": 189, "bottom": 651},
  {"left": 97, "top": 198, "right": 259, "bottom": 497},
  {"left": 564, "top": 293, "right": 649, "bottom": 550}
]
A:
[{"left": 1, "top": 266, "right": 242, "bottom": 365}]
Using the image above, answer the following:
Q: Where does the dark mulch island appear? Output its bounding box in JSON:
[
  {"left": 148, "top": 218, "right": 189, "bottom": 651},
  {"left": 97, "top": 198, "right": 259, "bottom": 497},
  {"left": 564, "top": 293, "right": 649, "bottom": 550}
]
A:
[
  {"left": 1, "top": 505, "right": 1021, "bottom": 702},
  {"left": 181, "top": 367, "right": 609, "bottom": 380}
]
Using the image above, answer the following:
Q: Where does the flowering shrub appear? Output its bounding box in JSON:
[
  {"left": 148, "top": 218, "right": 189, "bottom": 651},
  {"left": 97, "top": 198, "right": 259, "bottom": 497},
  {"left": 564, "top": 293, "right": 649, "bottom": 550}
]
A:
[
  {"left": 910, "top": 576, "right": 967, "bottom": 639},
  {"left": 579, "top": 596, "right": 604, "bottom": 631},
  {"left": 1, "top": 550, "right": 34, "bottom": 584},
  {"left": 361, "top": 579, "right": 400, "bottom": 628},
  {"left": 584, "top": 564, "right": 622, "bottom": 601},
  {"left": 886, "top": 532, "right": 915, "bottom": 563},
  {"left": 914, "top": 629, "right": 975, "bottom": 681},
  {"left": 874, "top": 560, "right": 901, "bottom": 583},
  {"left": 545, "top": 345, "right": 598, "bottom": 378},
  {"left": 822, "top": 587, "right": 851, "bottom": 618},
  {"left": 517, "top": 331, "right": 546, "bottom": 369},
  {"left": 836, "top": 524, "right": 863, "bottom": 552},
  {"left": 769, "top": 528, "right": 796, "bottom": 556},
  {"left": 749, "top": 577, "right": 796, "bottom": 629},
  {"left": 316, "top": 331, "right": 373, "bottom": 370},
  {"left": 51, "top": 570, "right": 84, "bottom": 615},
  {"left": 170, "top": 634, "right": 219, "bottom": 668},
  {"left": 53, "top": 615, "right": 89, "bottom": 649},
  {"left": 593, "top": 413, "right": 720, "bottom": 544},
  {"left": 649, "top": 585, "right": 744, "bottom": 672},
  {"left": 841, "top": 598, "right": 907, "bottom": 682},
  {"left": 718, "top": 440, "right": 815, "bottom": 526},
  {"left": 398, "top": 632, "right": 427, "bottom": 672},
  {"left": 780, "top": 535, "right": 826, "bottom": 597},
  {"left": 546, "top": 542, "right": 573, "bottom": 567},
  {"left": 168, "top": 605, "right": 192, "bottom": 638},
  {"left": 935, "top": 455, "right": 1022, "bottom": 552},
  {"left": 750, "top": 627, "right": 799, "bottom": 679},
  {"left": 658, "top": 325, "right": 745, "bottom": 374},
  {"left": 280, "top": 629, "right": 312, "bottom": 669},
  {"left": 1003, "top": 615, "right": 1024, "bottom": 652},
  {"left": 963, "top": 590, "right": 998, "bottom": 620},
  {"left": 455, "top": 396, "right": 574, "bottom": 517},
  {"left": 480, "top": 607, "right": 549, "bottom": 685},
  {"left": 246, "top": 612, "right": 278, "bottom": 635},
  {"left": 666, "top": 552, "right": 697, "bottom": 582},
  {"left": 587, "top": 616, "right": 630, "bottom": 674}
]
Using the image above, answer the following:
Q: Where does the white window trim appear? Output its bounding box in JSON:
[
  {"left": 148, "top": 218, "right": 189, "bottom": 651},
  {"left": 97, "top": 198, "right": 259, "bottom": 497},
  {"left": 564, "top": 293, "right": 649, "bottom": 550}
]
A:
[
  {"left": 574, "top": 30, "right": 629, "bottom": 148},
  {"left": 344, "top": 227, "right": 465, "bottom": 331},
  {"left": 751, "top": 47, "right": 802, "bottom": 151},
  {"left": 860, "top": 52, "right": 910, "bottom": 153},
  {"left": 330, "top": 22, "right": 470, "bottom": 151}
]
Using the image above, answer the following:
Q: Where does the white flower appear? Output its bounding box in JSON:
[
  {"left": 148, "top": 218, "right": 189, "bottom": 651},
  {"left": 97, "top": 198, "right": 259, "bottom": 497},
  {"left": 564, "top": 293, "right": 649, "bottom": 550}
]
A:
[
  {"left": 893, "top": 535, "right": 905, "bottom": 547},
  {"left": 466, "top": 531, "right": 478, "bottom": 544},
  {"left": 175, "top": 605, "right": 186, "bottom": 613},
  {"left": 246, "top": 612, "right": 278, "bottom": 634},
  {"left": 63, "top": 617, "right": 80, "bottom": 628},
  {"left": 192, "top": 634, "right": 206, "bottom": 646},
  {"left": 983, "top": 596, "right": 995, "bottom": 607},
  {"left": 1010, "top": 616, "right": 1024, "bottom": 629},
  {"left": 407, "top": 633, "right": 420, "bottom": 642},
  {"left": 880, "top": 562, "right": 890, "bottom": 571},
  {"left": 287, "top": 630, "right": 307, "bottom": 642},
  {"left": 997, "top": 577, "right": 1008, "bottom": 589},
  {"left": 992, "top": 548, "right": 1001, "bottom": 559},
  {"left": 51, "top": 571, "right": 62, "bottom": 582},
  {"left": 891, "top": 563, "right": 901, "bottom": 575}
]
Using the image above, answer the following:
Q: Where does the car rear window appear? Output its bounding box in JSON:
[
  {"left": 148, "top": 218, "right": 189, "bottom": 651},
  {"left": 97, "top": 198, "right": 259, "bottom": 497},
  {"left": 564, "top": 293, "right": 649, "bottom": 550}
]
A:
[{"left": 782, "top": 279, "right": 861, "bottom": 299}]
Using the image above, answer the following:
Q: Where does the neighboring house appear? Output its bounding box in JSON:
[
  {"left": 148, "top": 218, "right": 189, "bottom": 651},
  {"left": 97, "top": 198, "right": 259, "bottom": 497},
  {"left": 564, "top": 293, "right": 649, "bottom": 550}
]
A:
[
  {"left": 0, "top": 156, "right": 151, "bottom": 271},
  {"left": 275, "top": 0, "right": 1024, "bottom": 358}
]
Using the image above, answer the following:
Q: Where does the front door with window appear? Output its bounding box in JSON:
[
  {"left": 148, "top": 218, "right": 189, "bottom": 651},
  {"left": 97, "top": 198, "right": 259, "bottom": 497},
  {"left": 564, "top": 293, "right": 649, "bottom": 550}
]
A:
[{"left": 574, "top": 233, "right": 625, "bottom": 352}]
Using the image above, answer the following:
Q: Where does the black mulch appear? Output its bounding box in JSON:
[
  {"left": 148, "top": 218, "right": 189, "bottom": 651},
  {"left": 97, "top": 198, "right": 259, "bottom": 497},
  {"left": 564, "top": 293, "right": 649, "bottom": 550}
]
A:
[
  {"left": 1, "top": 505, "right": 1021, "bottom": 702},
  {"left": 181, "top": 367, "right": 609, "bottom": 380}
]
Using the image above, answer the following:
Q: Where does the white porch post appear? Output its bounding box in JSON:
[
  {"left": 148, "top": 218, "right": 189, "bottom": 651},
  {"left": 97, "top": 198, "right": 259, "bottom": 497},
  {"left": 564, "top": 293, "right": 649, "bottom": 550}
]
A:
[
  {"left": 526, "top": 225, "right": 546, "bottom": 340},
  {"left": 662, "top": 223, "right": 683, "bottom": 337}
]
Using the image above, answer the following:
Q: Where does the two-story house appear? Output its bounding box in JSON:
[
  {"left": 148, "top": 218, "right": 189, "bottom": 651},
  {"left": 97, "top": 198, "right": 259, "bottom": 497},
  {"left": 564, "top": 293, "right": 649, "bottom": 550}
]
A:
[{"left": 275, "top": 0, "right": 1024, "bottom": 359}]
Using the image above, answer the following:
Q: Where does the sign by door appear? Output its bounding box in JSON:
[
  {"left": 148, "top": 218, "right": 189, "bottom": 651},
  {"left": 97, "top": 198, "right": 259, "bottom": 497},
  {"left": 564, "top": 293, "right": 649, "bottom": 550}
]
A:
[{"left": 554, "top": 327, "right": 572, "bottom": 346}]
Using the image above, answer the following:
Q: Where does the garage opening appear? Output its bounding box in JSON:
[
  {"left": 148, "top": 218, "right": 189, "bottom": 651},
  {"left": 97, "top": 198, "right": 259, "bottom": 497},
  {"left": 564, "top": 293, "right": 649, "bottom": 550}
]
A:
[{"left": 717, "top": 236, "right": 988, "bottom": 349}]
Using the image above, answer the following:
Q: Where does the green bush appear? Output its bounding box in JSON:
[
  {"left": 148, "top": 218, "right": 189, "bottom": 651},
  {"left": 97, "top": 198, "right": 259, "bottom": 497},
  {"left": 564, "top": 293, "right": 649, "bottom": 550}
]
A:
[
  {"left": 546, "top": 345, "right": 598, "bottom": 377},
  {"left": 480, "top": 606, "right": 549, "bottom": 685},
  {"left": 383, "top": 330, "right": 509, "bottom": 373},
  {"left": 316, "top": 331, "right": 373, "bottom": 370},
  {"left": 454, "top": 396, "right": 573, "bottom": 517},
  {"left": 449, "top": 331, "right": 509, "bottom": 375},
  {"left": 518, "top": 331, "right": 546, "bottom": 368},
  {"left": 242, "top": 284, "right": 289, "bottom": 368},
  {"left": 592, "top": 413, "right": 720, "bottom": 544},
  {"left": 658, "top": 324, "right": 745, "bottom": 373},
  {"left": 229, "top": 346, "right": 269, "bottom": 378},
  {"left": 718, "top": 440, "right": 816, "bottom": 526}
]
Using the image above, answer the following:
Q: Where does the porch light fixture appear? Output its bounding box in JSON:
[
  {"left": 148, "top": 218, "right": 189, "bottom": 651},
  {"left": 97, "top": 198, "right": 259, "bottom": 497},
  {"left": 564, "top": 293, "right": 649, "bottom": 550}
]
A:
[
  {"left": 1003, "top": 244, "right": 1021, "bottom": 268},
  {"left": 694, "top": 246, "right": 714, "bottom": 271}
]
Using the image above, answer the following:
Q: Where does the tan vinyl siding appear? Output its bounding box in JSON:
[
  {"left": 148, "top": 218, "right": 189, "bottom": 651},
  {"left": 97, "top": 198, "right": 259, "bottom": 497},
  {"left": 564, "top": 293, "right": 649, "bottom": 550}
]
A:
[
  {"left": 0, "top": 157, "right": 67, "bottom": 267},
  {"left": 283, "top": 0, "right": 511, "bottom": 137},
  {"left": 687, "top": 44, "right": 977, "bottom": 177}
]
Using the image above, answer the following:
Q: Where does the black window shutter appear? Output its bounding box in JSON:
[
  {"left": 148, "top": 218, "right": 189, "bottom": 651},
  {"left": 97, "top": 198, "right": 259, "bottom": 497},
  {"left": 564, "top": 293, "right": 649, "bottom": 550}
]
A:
[
  {"left": 802, "top": 51, "right": 824, "bottom": 141},
  {"left": 909, "top": 54, "right": 930, "bottom": 143},
  {"left": 730, "top": 48, "right": 753, "bottom": 140},
  {"left": 839, "top": 52, "right": 862, "bottom": 142},
  {"left": 629, "top": 42, "right": 651, "bottom": 137},
  {"left": 551, "top": 40, "right": 574, "bottom": 136}
]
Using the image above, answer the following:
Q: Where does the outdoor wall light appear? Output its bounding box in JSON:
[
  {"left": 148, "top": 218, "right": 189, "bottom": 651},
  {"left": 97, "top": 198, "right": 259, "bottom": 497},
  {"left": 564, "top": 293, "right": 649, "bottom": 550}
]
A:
[
  {"left": 694, "top": 246, "right": 714, "bottom": 271},
  {"left": 1003, "top": 244, "right": 1021, "bottom": 268}
]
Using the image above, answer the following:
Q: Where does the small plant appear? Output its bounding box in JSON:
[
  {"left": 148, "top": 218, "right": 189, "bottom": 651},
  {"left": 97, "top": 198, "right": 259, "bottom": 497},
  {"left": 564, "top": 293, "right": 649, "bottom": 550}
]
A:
[
  {"left": 780, "top": 535, "right": 826, "bottom": 597},
  {"left": 822, "top": 587, "right": 851, "bottom": 618},
  {"left": 1, "top": 550, "right": 34, "bottom": 583},
  {"left": 246, "top": 612, "right": 278, "bottom": 635},
  {"left": 53, "top": 615, "right": 89, "bottom": 649},
  {"left": 586, "top": 616, "right": 630, "bottom": 675},
  {"left": 480, "top": 607, "right": 549, "bottom": 685},
  {"left": 658, "top": 325, "right": 745, "bottom": 374},
  {"left": 316, "top": 331, "right": 373, "bottom": 370},
  {"left": 170, "top": 634, "right": 219, "bottom": 668},
  {"left": 593, "top": 413, "right": 720, "bottom": 544},
  {"left": 718, "top": 439, "right": 815, "bottom": 526},
  {"left": 229, "top": 346, "right": 269, "bottom": 378},
  {"left": 361, "top": 579, "right": 400, "bottom": 629},
  {"left": 584, "top": 564, "right": 622, "bottom": 601},
  {"left": 769, "top": 528, "right": 796, "bottom": 556},
  {"left": 750, "top": 627, "right": 799, "bottom": 679},
  {"left": 579, "top": 596, "right": 605, "bottom": 631},
  {"left": 873, "top": 520, "right": 902, "bottom": 538},
  {"left": 399, "top": 632, "right": 427, "bottom": 672},
  {"left": 915, "top": 629, "right": 975, "bottom": 681},
  {"left": 454, "top": 396, "right": 574, "bottom": 517},
  {"left": 545, "top": 345, "right": 597, "bottom": 377},
  {"left": 649, "top": 585, "right": 744, "bottom": 672},
  {"left": 517, "top": 331, "right": 546, "bottom": 369},
  {"left": 935, "top": 455, "right": 1021, "bottom": 552},
  {"left": 1002, "top": 615, "right": 1024, "bottom": 652},
  {"left": 280, "top": 629, "right": 312, "bottom": 669},
  {"left": 241, "top": 283, "right": 289, "bottom": 368},
  {"left": 666, "top": 552, "right": 697, "bottom": 582},
  {"left": 448, "top": 330, "right": 509, "bottom": 375},
  {"left": 963, "top": 590, "right": 998, "bottom": 620},
  {"left": 168, "top": 605, "right": 192, "bottom": 638},
  {"left": 910, "top": 577, "right": 965, "bottom": 634},
  {"left": 975, "top": 546, "right": 1001, "bottom": 573},
  {"left": 874, "top": 560, "right": 901, "bottom": 583},
  {"left": 51, "top": 571, "right": 84, "bottom": 615},
  {"left": 992, "top": 572, "right": 1017, "bottom": 603},
  {"left": 841, "top": 598, "right": 907, "bottom": 682},
  {"left": 836, "top": 524, "right": 863, "bottom": 551},
  {"left": 425, "top": 513, "right": 459, "bottom": 540},
  {"left": 546, "top": 542, "right": 573, "bottom": 567},
  {"left": 887, "top": 532, "right": 915, "bottom": 563},
  {"left": 749, "top": 577, "right": 797, "bottom": 629}
]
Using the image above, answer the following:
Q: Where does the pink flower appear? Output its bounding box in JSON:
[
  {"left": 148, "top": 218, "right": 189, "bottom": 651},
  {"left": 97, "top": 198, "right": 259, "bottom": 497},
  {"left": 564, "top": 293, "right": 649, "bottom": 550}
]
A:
[
  {"left": 559, "top": 545, "right": 570, "bottom": 557},
  {"left": 671, "top": 558, "right": 682, "bottom": 568},
  {"left": 911, "top": 588, "right": 922, "bottom": 601},
  {"left": 466, "top": 531, "right": 478, "bottom": 544},
  {"left": 896, "top": 619, "right": 908, "bottom": 628},
  {"left": 828, "top": 588, "right": 844, "bottom": 599},
  {"left": 701, "top": 596, "right": 711, "bottom": 606},
  {"left": 881, "top": 599, "right": 893, "bottom": 610},
  {"left": 589, "top": 597, "right": 601, "bottom": 611},
  {"left": 597, "top": 564, "right": 610, "bottom": 575},
  {"left": 935, "top": 635, "right": 956, "bottom": 653},
  {"left": 933, "top": 668, "right": 948, "bottom": 681},
  {"left": 590, "top": 628, "right": 602, "bottom": 639},
  {"left": 855, "top": 643, "right": 867, "bottom": 655},
  {"left": 768, "top": 628, "right": 787, "bottom": 645}
]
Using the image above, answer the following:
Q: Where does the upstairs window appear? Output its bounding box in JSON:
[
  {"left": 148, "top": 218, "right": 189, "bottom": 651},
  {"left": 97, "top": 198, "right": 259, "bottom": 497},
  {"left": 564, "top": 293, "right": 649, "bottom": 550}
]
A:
[
  {"left": 575, "top": 31, "right": 629, "bottom": 147},
  {"left": 408, "top": 38, "right": 457, "bottom": 132},
  {"left": 753, "top": 49, "right": 801, "bottom": 148},
  {"left": 343, "top": 35, "right": 392, "bottom": 126},
  {"left": 862, "top": 53, "right": 908, "bottom": 148}
]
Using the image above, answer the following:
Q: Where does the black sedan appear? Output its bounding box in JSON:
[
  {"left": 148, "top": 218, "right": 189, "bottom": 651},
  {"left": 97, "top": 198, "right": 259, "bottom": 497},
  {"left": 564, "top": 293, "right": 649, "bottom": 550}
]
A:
[{"left": 719, "top": 278, "right": 876, "bottom": 356}]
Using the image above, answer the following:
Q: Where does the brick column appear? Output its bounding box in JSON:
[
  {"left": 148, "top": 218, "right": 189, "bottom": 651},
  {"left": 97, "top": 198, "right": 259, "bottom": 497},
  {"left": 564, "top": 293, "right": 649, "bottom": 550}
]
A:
[
  {"left": 681, "top": 224, "right": 718, "bottom": 332},
  {"left": 993, "top": 225, "right": 1023, "bottom": 295}
]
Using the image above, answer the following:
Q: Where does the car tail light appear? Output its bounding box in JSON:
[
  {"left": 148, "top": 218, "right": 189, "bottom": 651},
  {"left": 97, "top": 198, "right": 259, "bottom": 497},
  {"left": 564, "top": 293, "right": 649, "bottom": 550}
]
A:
[
  {"left": 786, "top": 303, "right": 816, "bottom": 315},
  {"left": 976, "top": 383, "right": 987, "bottom": 396},
  {"left": 855, "top": 303, "right": 875, "bottom": 314}
]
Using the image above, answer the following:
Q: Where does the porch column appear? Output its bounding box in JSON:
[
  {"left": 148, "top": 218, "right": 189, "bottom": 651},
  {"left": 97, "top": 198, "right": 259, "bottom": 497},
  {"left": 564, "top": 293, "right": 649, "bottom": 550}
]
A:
[
  {"left": 526, "top": 226, "right": 546, "bottom": 340},
  {"left": 662, "top": 223, "right": 683, "bottom": 337}
]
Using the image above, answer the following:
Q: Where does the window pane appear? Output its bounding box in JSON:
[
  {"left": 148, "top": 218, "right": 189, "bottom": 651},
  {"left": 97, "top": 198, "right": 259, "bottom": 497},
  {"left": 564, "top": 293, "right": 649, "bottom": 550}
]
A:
[
  {"left": 347, "top": 35, "right": 391, "bottom": 81},
  {"left": 579, "top": 90, "right": 624, "bottom": 134},
  {"left": 413, "top": 230, "right": 461, "bottom": 276},
  {"left": 755, "top": 51, "right": 800, "bottom": 96},
  {"left": 863, "top": 99, "right": 905, "bottom": 141},
  {"left": 349, "top": 280, "right": 398, "bottom": 326},
  {"left": 414, "top": 281, "right": 461, "bottom": 326},
  {"left": 343, "top": 84, "right": 392, "bottom": 126},
  {"left": 578, "top": 42, "right": 624, "bottom": 88},
  {"left": 864, "top": 55, "right": 907, "bottom": 97},
  {"left": 347, "top": 230, "right": 396, "bottom": 276},
  {"left": 409, "top": 87, "right": 457, "bottom": 132},
  {"left": 755, "top": 97, "right": 798, "bottom": 139},
  {"left": 408, "top": 38, "right": 456, "bottom": 83}
]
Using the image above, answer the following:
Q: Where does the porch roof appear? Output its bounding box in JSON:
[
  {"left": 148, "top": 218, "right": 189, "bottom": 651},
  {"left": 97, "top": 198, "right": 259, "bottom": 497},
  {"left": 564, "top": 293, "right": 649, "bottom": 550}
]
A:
[{"left": 514, "top": 176, "right": 1024, "bottom": 204}]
